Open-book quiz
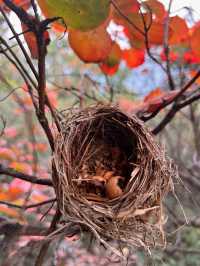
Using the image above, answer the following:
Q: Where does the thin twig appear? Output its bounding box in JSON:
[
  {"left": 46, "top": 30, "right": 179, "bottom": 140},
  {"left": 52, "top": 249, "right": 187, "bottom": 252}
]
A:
[
  {"left": 0, "top": 163, "right": 53, "bottom": 186},
  {"left": 0, "top": 3, "right": 38, "bottom": 80},
  {"left": 163, "top": 0, "right": 175, "bottom": 90},
  {"left": 152, "top": 92, "right": 200, "bottom": 134},
  {"left": 0, "top": 198, "right": 56, "bottom": 210},
  {"left": 110, "top": 0, "right": 145, "bottom": 36},
  {"left": 0, "top": 37, "right": 37, "bottom": 89},
  {"left": 35, "top": 207, "right": 61, "bottom": 266},
  {"left": 142, "top": 70, "right": 200, "bottom": 121}
]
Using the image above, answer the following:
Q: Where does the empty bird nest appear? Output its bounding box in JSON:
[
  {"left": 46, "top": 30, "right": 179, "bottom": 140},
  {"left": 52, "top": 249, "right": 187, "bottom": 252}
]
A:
[{"left": 52, "top": 105, "right": 175, "bottom": 255}]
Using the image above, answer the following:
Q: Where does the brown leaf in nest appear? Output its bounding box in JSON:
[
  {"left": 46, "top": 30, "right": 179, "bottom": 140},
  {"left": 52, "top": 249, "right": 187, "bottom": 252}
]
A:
[
  {"left": 90, "top": 175, "right": 106, "bottom": 183},
  {"left": 103, "top": 171, "right": 114, "bottom": 181},
  {"left": 105, "top": 175, "right": 124, "bottom": 199}
]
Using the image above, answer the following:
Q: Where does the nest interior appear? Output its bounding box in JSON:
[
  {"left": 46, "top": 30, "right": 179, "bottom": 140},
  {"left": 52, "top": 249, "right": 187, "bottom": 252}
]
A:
[{"left": 53, "top": 106, "right": 174, "bottom": 251}]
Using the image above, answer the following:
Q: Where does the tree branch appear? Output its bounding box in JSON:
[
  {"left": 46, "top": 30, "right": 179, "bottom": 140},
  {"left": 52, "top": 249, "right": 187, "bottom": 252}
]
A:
[
  {"left": 163, "top": 0, "right": 175, "bottom": 90},
  {"left": 142, "top": 70, "right": 200, "bottom": 122},
  {"left": 35, "top": 207, "right": 61, "bottom": 266},
  {"left": 152, "top": 92, "right": 200, "bottom": 134},
  {"left": 0, "top": 163, "right": 53, "bottom": 186},
  {"left": 0, "top": 198, "right": 56, "bottom": 210},
  {"left": 0, "top": 4, "right": 38, "bottom": 81},
  {"left": 3, "top": 0, "right": 56, "bottom": 151}
]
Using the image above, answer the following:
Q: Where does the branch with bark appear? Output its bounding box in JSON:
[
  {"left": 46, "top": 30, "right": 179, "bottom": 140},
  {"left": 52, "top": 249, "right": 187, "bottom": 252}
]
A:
[{"left": 0, "top": 164, "right": 53, "bottom": 186}]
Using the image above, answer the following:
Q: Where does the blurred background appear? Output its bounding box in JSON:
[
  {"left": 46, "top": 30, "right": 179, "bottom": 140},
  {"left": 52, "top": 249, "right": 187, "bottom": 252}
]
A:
[{"left": 0, "top": 0, "right": 200, "bottom": 265}]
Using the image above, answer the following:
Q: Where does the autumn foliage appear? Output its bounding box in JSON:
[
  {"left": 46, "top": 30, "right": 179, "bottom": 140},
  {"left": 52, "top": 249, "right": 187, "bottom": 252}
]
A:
[
  {"left": 1, "top": 0, "right": 200, "bottom": 265},
  {"left": 0, "top": 0, "right": 199, "bottom": 222},
  {"left": 34, "top": 0, "right": 200, "bottom": 74},
  {"left": 0, "top": 0, "right": 199, "bottom": 78}
]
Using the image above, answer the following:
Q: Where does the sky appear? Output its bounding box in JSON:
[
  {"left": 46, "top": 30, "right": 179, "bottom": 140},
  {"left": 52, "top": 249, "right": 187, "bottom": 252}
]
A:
[
  {"left": 162, "top": 0, "right": 200, "bottom": 11},
  {"left": 162, "top": 0, "right": 200, "bottom": 20}
]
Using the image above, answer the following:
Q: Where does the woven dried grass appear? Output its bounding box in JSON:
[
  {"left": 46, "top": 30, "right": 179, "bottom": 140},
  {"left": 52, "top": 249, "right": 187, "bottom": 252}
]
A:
[{"left": 53, "top": 105, "right": 175, "bottom": 255}]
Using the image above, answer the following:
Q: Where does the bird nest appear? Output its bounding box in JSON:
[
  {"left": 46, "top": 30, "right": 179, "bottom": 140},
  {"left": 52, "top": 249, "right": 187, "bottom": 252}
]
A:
[{"left": 53, "top": 105, "right": 174, "bottom": 255}]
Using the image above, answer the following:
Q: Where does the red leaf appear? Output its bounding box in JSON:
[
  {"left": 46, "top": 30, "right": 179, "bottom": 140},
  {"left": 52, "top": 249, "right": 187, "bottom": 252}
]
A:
[
  {"left": 190, "top": 70, "right": 200, "bottom": 85},
  {"left": 112, "top": 0, "right": 139, "bottom": 24},
  {"left": 104, "top": 42, "right": 122, "bottom": 66},
  {"left": 143, "top": 0, "right": 166, "bottom": 20},
  {"left": 68, "top": 22, "right": 112, "bottom": 63},
  {"left": 99, "top": 42, "right": 122, "bottom": 75},
  {"left": 144, "top": 89, "right": 178, "bottom": 113},
  {"left": 99, "top": 63, "right": 119, "bottom": 76},
  {"left": 169, "top": 16, "right": 189, "bottom": 45},
  {"left": 0, "top": 0, "right": 30, "bottom": 12},
  {"left": 118, "top": 97, "right": 144, "bottom": 113},
  {"left": 144, "top": 88, "right": 164, "bottom": 102},
  {"left": 183, "top": 51, "right": 200, "bottom": 64},
  {"left": 123, "top": 13, "right": 166, "bottom": 47},
  {"left": 191, "top": 26, "right": 200, "bottom": 58},
  {"left": 122, "top": 48, "right": 145, "bottom": 68},
  {"left": 160, "top": 50, "right": 178, "bottom": 62}
]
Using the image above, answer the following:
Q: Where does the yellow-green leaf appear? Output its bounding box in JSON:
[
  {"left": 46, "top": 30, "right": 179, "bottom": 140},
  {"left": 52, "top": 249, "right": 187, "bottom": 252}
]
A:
[{"left": 38, "top": 0, "right": 110, "bottom": 31}]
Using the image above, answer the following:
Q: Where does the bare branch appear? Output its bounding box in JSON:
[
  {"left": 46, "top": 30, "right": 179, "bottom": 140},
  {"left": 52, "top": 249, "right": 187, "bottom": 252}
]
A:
[
  {"left": 163, "top": 0, "right": 175, "bottom": 90},
  {"left": 35, "top": 207, "right": 61, "bottom": 266},
  {"left": 110, "top": 0, "right": 145, "bottom": 36},
  {"left": 142, "top": 71, "right": 200, "bottom": 122},
  {"left": 0, "top": 37, "right": 36, "bottom": 89},
  {"left": 0, "top": 163, "right": 53, "bottom": 186},
  {"left": 0, "top": 86, "right": 21, "bottom": 102},
  {"left": 2, "top": 0, "right": 56, "bottom": 150},
  {"left": 0, "top": 4, "right": 38, "bottom": 81},
  {"left": 0, "top": 198, "right": 56, "bottom": 210},
  {"left": 0, "top": 115, "right": 6, "bottom": 137},
  {"left": 152, "top": 92, "right": 200, "bottom": 134}
]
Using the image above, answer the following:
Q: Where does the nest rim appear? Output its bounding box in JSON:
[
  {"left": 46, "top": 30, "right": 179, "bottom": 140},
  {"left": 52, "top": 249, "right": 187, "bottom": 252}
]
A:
[{"left": 53, "top": 105, "right": 175, "bottom": 253}]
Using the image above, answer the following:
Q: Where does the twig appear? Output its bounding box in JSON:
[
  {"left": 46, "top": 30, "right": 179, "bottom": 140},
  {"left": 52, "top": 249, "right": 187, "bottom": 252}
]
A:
[
  {"left": 142, "top": 70, "right": 200, "bottom": 122},
  {"left": 31, "top": 0, "right": 39, "bottom": 21},
  {"left": 0, "top": 163, "right": 53, "bottom": 186},
  {"left": 0, "top": 37, "right": 37, "bottom": 89},
  {"left": 0, "top": 198, "right": 56, "bottom": 210},
  {"left": 152, "top": 92, "right": 200, "bottom": 134},
  {"left": 35, "top": 207, "right": 61, "bottom": 266},
  {"left": 0, "top": 3, "right": 38, "bottom": 80},
  {"left": 163, "top": 0, "right": 175, "bottom": 90},
  {"left": 3, "top": 0, "right": 56, "bottom": 150},
  {"left": 0, "top": 87, "right": 21, "bottom": 102},
  {"left": 0, "top": 115, "right": 6, "bottom": 137},
  {"left": 110, "top": 0, "right": 145, "bottom": 36},
  {"left": 139, "top": 5, "right": 166, "bottom": 72}
]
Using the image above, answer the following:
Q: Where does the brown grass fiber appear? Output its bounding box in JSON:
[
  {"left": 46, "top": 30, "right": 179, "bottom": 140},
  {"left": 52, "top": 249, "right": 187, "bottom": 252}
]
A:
[{"left": 52, "top": 105, "right": 175, "bottom": 255}]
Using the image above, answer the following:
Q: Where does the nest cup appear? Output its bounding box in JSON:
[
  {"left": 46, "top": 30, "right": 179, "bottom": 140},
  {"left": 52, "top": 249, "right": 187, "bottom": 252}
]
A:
[{"left": 53, "top": 105, "right": 174, "bottom": 252}]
